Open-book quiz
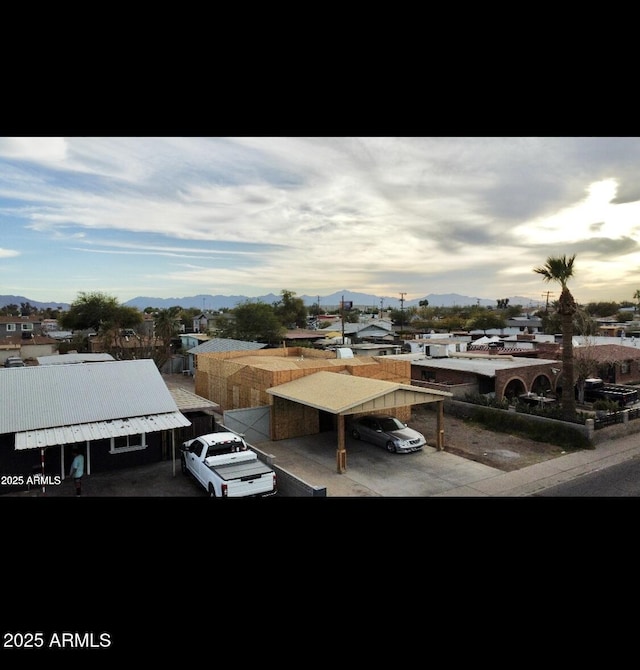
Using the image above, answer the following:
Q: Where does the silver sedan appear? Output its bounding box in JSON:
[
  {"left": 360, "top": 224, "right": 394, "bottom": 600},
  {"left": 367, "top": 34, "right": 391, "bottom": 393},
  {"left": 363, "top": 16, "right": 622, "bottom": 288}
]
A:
[{"left": 350, "top": 414, "right": 426, "bottom": 453}]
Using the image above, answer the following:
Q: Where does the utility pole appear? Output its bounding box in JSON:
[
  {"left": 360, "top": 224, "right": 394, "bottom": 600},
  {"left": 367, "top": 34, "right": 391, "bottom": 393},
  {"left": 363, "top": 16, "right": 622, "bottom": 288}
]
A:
[
  {"left": 542, "top": 291, "right": 555, "bottom": 312},
  {"left": 399, "top": 292, "right": 406, "bottom": 335}
]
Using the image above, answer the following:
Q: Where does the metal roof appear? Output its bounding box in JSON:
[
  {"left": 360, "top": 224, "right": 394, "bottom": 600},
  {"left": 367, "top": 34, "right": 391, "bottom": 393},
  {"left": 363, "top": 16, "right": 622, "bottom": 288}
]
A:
[
  {"left": 266, "top": 370, "right": 451, "bottom": 415},
  {"left": 0, "top": 359, "right": 187, "bottom": 435},
  {"left": 15, "top": 412, "right": 190, "bottom": 450},
  {"left": 187, "top": 338, "right": 268, "bottom": 355}
]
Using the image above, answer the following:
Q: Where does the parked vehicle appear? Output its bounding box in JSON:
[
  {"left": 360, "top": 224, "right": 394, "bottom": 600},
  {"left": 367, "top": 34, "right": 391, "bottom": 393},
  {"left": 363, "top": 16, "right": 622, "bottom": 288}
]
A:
[
  {"left": 582, "top": 378, "right": 638, "bottom": 407},
  {"left": 350, "top": 414, "right": 426, "bottom": 453},
  {"left": 180, "top": 431, "right": 277, "bottom": 497},
  {"left": 3, "top": 356, "right": 25, "bottom": 368}
]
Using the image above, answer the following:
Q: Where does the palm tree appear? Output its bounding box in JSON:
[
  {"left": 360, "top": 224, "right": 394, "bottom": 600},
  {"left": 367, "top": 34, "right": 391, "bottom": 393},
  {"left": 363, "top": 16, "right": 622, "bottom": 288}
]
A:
[
  {"left": 533, "top": 254, "right": 578, "bottom": 419},
  {"left": 634, "top": 289, "right": 640, "bottom": 314}
]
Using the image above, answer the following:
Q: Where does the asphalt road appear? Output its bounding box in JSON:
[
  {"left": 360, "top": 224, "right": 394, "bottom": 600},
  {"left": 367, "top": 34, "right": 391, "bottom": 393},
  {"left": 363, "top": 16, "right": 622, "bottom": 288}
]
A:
[{"left": 534, "top": 454, "right": 640, "bottom": 496}]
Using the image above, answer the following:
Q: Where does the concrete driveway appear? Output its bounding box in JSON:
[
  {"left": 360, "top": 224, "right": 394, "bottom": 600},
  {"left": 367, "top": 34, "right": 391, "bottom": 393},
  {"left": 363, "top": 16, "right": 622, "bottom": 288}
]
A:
[{"left": 253, "top": 431, "right": 502, "bottom": 497}]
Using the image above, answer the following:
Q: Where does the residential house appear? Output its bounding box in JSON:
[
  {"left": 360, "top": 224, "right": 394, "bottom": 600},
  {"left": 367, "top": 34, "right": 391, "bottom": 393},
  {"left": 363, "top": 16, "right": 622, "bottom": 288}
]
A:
[
  {"left": 192, "top": 311, "right": 220, "bottom": 334},
  {"left": 386, "top": 351, "right": 563, "bottom": 402},
  {"left": 0, "top": 359, "right": 191, "bottom": 493}
]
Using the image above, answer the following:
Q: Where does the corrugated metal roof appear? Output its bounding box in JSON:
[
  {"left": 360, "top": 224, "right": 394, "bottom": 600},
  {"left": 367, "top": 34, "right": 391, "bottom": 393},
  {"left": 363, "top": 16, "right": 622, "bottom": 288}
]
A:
[
  {"left": 266, "top": 370, "right": 451, "bottom": 415},
  {"left": 0, "top": 359, "right": 184, "bottom": 434},
  {"left": 15, "top": 412, "right": 191, "bottom": 449},
  {"left": 187, "top": 338, "right": 268, "bottom": 355}
]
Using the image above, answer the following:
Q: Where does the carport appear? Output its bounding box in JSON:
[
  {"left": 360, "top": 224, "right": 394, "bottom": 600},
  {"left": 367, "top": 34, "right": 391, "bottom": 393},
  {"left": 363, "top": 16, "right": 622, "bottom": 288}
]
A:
[{"left": 266, "top": 371, "right": 452, "bottom": 473}]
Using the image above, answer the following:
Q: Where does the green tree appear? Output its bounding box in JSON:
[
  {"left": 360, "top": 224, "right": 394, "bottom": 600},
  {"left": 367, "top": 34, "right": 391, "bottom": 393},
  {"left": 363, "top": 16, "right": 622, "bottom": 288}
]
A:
[
  {"left": 273, "top": 290, "right": 308, "bottom": 328},
  {"left": 466, "top": 310, "right": 506, "bottom": 335},
  {"left": 152, "top": 307, "right": 182, "bottom": 369},
  {"left": 226, "top": 300, "right": 285, "bottom": 344},
  {"left": 59, "top": 292, "right": 142, "bottom": 333},
  {"left": 534, "top": 254, "right": 577, "bottom": 419}
]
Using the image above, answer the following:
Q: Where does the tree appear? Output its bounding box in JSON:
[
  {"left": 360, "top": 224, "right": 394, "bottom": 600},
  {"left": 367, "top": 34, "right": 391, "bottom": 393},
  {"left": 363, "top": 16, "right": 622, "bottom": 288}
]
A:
[
  {"left": 59, "top": 292, "right": 142, "bottom": 333},
  {"left": 152, "top": 307, "right": 182, "bottom": 369},
  {"left": 226, "top": 300, "right": 285, "bottom": 344},
  {"left": 272, "top": 290, "right": 307, "bottom": 328},
  {"left": 534, "top": 254, "right": 578, "bottom": 419},
  {"left": 466, "top": 310, "right": 506, "bottom": 335}
]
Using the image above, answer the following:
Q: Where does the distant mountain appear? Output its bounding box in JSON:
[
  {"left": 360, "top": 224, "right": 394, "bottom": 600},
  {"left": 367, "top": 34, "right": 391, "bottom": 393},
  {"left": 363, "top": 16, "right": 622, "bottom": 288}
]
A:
[
  {"left": 0, "top": 291, "right": 544, "bottom": 313},
  {"left": 123, "top": 291, "right": 544, "bottom": 311},
  {"left": 0, "top": 295, "right": 71, "bottom": 310}
]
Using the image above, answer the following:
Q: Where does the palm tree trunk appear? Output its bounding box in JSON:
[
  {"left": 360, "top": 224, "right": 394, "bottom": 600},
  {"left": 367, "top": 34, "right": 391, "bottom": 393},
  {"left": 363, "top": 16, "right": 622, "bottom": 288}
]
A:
[
  {"left": 559, "top": 287, "right": 577, "bottom": 419},
  {"left": 561, "top": 312, "right": 576, "bottom": 419}
]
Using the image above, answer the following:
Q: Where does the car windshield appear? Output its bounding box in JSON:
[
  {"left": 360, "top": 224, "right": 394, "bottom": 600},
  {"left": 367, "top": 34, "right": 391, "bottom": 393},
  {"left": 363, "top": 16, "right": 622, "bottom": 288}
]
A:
[{"left": 380, "top": 418, "right": 404, "bottom": 432}]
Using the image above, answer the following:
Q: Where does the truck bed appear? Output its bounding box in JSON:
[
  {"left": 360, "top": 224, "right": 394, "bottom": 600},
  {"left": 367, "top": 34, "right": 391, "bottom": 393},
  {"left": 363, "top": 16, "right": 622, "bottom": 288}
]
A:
[{"left": 208, "top": 459, "right": 274, "bottom": 482}]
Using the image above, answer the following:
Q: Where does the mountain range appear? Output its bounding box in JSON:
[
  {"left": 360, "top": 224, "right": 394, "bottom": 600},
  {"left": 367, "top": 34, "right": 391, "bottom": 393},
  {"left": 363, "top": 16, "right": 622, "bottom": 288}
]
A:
[{"left": 0, "top": 290, "right": 544, "bottom": 312}]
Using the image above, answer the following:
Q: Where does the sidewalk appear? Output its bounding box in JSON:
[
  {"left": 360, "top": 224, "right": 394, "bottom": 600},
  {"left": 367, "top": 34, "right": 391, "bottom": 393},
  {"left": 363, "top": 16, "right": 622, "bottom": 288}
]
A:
[{"left": 432, "top": 431, "right": 640, "bottom": 496}]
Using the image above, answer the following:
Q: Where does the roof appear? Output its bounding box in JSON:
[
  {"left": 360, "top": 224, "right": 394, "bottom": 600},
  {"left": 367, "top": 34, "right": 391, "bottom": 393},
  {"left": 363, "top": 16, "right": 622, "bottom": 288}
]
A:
[
  {"left": 266, "top": 370, "right": 451, "bottom": 415},
  {"left": 1, "top": 359, "right": 191, "bottom": 447},
  {"left": 36, "top": 353, "right": 116, "bottom": 365},
  {"left": 187, "top": 338, "right": 268, "bottom": 355},
  {"left": 386, "top": 353, "right": 560, "bottom": 378},
  {"left": 219, "top": 354, "right": 375, "bottom": 372},
  {"left": 166, "top": 386, "right": 219, "bottom": 413}
]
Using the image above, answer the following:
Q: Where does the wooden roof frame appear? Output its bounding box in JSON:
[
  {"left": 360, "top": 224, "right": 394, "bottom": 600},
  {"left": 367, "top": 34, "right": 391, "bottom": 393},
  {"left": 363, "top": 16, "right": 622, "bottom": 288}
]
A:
[{"left": 267, "top": 371, "right": 452, "bottom": 473}]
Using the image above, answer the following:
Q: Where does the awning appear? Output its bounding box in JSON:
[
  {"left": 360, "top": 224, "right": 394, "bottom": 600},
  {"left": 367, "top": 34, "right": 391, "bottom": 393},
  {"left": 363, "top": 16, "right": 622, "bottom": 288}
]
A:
[{"left": 15, "top": 411, "right": 191, "bottom": 450}]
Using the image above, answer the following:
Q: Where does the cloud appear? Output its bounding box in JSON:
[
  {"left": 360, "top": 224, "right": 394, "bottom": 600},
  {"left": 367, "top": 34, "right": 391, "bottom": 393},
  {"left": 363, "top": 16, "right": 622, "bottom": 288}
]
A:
[{"left": 3, "top": 137, "right": 640, "bottom": 305}]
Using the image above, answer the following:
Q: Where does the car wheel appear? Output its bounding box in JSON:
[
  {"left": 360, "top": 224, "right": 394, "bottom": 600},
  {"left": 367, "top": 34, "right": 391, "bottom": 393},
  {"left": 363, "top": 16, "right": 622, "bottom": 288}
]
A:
[
  {"left": 351, "top": 429, "right": 361, "bottom": 440},
  {"left": 208, "top": 483, "right": 216, "bottom": 497},
  {"left": 386, "top": 441, "right": 397, "bottom": 453}
]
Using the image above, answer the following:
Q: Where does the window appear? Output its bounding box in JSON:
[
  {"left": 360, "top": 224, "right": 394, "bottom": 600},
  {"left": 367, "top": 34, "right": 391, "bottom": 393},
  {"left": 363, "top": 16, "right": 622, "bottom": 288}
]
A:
[
  {"left": 21, "top": 323, "right": 33, "bottom": 331},
  {"left": 110, "top": 433, "right": 146, "bottom": 453},
  {"left": 6, "top": 324, "right": 16, "bottom": 331}
]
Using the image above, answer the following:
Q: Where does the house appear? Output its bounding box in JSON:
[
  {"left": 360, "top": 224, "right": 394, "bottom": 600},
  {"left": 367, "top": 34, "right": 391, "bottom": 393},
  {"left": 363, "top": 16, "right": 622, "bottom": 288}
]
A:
[
  {"left": 192, "top": 311, "right": 220, "bottom": 334},
  {"left": 193, "top": 347, "right": 451, "bottom": 473},
  {"left": 386, "top": 351, "right": 563, "bottom": 402},
  {"left": 0, "top": 315, "right": 43, "bottom": 339},
  {"left": 0, "top": 359, "right": 191, "bottom": 493}
]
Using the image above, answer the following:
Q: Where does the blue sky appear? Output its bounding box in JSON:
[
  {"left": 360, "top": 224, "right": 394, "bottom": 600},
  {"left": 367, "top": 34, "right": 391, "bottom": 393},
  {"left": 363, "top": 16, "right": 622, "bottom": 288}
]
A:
[{"left": 1, "top": 136, "right": 640, "bottom": 306}]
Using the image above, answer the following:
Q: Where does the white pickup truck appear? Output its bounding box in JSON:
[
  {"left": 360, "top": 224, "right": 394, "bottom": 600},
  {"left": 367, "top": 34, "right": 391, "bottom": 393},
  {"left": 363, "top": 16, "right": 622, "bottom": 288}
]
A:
[{"left": 180, "top": 431, "right": 277, "bottom": 497}]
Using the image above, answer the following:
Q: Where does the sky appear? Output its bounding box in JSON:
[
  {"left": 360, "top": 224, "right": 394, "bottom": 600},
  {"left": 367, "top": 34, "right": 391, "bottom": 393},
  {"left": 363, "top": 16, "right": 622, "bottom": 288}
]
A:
[{"left": 1, "top": 136, "right": 640, "bottom": 307}]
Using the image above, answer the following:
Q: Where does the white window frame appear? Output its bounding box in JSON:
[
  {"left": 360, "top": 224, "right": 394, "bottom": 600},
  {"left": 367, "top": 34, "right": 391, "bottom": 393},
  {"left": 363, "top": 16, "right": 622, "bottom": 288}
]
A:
[
  {"left": 21, "top": 323, "right": 33, "bottom": 331},
  {"left": 109, "top": 433, "right": 147, "bottom": 454},
  {"left": 6, "top": 323, "right": 16, "bottom": 331}
]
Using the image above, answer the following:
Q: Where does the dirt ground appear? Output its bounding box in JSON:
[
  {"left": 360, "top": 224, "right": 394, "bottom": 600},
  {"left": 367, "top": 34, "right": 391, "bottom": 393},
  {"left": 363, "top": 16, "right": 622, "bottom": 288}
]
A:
[{"left": 410, "top": 404, "right": 573, "bottom": 471}]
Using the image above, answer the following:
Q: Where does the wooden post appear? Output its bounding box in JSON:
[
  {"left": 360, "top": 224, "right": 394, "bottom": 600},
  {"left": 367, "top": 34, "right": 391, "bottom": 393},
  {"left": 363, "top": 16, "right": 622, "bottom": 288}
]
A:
[
  {"left": 437, "top": 401, "right": 445, "bottom": 450},
  {"left": 336, "top": 414, "right": 347, "bottom": 473}
]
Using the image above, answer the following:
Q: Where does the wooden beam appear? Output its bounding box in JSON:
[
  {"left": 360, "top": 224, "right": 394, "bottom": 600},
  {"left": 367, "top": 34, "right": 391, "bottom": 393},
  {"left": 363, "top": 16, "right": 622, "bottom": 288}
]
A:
[{"left": 337, "top": 414, "right": 347, "bottom": 473}]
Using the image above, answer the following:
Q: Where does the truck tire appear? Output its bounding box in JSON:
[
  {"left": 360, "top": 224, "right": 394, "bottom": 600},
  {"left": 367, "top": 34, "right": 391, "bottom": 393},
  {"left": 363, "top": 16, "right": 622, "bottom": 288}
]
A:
[{"left": 208, "top": 483, "right": 217, "bottom": 497}]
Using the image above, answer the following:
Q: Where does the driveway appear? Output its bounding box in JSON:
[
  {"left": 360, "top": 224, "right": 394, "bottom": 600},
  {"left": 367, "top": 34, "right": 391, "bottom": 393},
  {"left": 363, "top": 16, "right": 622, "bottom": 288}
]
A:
[{"left": 253, "top": 431, "right": 502, "bottom": 496}]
